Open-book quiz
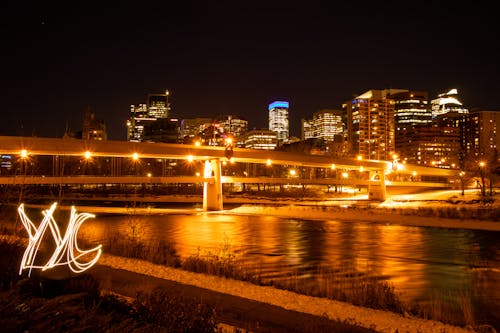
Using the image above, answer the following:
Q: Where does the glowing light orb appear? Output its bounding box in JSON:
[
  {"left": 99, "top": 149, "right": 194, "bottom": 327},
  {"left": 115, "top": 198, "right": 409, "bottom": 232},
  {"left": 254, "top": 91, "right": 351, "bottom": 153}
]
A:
[{"left": 18, "top": 202, "right": 102, "bottom": 277}]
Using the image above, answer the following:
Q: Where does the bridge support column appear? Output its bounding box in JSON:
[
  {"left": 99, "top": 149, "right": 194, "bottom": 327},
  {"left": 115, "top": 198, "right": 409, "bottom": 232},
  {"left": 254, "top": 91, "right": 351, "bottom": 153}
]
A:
[
  {"left": 203, "top": 159, "right": 223, "bottom": 211},
  {"left": 368, "top": 171, "right": 386, "bottom": 201}
]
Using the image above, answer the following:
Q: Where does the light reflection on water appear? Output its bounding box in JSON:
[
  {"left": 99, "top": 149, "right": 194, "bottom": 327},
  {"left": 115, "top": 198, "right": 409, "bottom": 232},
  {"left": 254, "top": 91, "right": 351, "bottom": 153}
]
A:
[{"left": 79, "top": 210, "right": 500, "bottom": 325}]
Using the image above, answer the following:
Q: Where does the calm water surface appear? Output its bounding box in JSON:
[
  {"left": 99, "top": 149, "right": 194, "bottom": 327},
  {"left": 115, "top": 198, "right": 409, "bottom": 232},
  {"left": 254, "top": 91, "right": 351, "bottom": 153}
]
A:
[{"left": 78, "top": 208, "right": 500, "bottom": 326}]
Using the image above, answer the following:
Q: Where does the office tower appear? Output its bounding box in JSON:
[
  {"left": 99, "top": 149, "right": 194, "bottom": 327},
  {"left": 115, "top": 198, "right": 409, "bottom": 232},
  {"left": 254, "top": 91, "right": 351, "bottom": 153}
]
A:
[
  {"left": 301, "top": 109, "right": 343, "bottom": 142},
  {"left": 127, "top": 103, "right": 155, "bottom": 142},
  {"left": 127, "top": 90, "right": 173, "bottom": 142},
  {"left": 398, "top": 126, "right": 461, "bottom": 168},
  {"left": 268, "top": 101, "right": 289, "bottom": 143},
  {"left": 431, "top": 88, "right": 468, "bottom": 118},
  {"left": 389, "top": 90, "right": 432, "bottom": 152},
  {"left": 218, "top": 115, "right": 248, "bottom": 147},
  {"left": 82, "top": 107, "right": 107, "bottom": 141},
  {"left": 463, "top": 109, "right": 500, "bottom": 161},
  {"left": 244, "top": 129, "right": 278, "bottom": 150},
  {"left": 344, "top": 90, "right": 396, "bottom": 160},
  {"left": 147, "top": 90, "right": 171, "bottom": 118}
]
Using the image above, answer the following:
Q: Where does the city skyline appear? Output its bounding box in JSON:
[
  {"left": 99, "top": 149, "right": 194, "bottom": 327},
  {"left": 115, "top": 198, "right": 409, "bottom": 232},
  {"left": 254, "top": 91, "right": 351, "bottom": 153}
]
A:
[{"left": 1, "top": 1, "right": 498, "bottom": 140}]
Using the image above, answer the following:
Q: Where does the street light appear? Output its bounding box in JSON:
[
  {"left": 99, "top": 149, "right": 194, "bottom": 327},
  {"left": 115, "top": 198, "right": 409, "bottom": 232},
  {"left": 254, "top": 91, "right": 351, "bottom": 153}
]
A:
[
  {"left": 459, "top": 171, "right": 466, "bottom": 196},
  {"left": 479, "top": 161, "right": 486, "bottom": 196}
]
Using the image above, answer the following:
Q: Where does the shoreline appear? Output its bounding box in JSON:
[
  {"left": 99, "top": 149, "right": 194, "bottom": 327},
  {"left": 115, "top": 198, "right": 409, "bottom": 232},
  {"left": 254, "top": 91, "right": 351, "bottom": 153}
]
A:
[{"left": 19, "top": 198, "right": 500, "bottom": 232}]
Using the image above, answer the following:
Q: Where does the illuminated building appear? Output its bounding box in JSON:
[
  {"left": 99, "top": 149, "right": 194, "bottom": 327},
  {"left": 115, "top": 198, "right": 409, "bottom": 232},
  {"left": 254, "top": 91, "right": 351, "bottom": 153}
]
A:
[
  {"left": 398, "top": 126, "right": 460, "bottom": 168},
  {"left": 82, "top": 107, "right": 107, "bottom": 141},
  {"left": 463, "top": 109, "right": 500, "bottom": 161},
  {"left": 268, "top": 101, "right": 289, "bottom": 143},
  {"left": 180, "top": 118, "right": 213, "bottom": 143},
  {"left": 389, "top": 90, "right": 432, "bottom": 154},
  {"left": 344, "top": 90, "right": 396, "bottom": 160},
  {"left": 127, "top": 103, "right": 155, "bottom": 142},
  {"left": 431, "top": 88, "right": 468, "bottom": 118},
  {"left": 244, "top": 129, "right": 278, "bottom": 150},
  {"left": 217, "top": 115, "right": 248, "bottom": 147},
  {"left": 127, "top": 90, "right": 173, "bottom": 142},
  {"left": 147, "top": 90, "right": 171, "bottom": 119},
  {"left": 301, "top": 109, "right": 343, "bottom": 142}
]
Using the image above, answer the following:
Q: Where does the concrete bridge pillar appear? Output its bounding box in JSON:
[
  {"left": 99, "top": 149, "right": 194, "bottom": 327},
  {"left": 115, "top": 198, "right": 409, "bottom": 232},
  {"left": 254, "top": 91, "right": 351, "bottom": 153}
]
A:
[
  {"left": 368, "top": 171, "right": 386, "bottom": 201},
  {"left": 203, "top": 159, "right": 223, "bottom": 211}
]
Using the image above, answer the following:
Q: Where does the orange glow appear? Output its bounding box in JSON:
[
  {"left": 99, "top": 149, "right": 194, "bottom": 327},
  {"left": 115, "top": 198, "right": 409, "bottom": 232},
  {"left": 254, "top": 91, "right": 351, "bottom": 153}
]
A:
[
  {"left": 20, "top": 149, "right": 28, "bottom": 158},
  {"left": 84, "top": 151, "right": 92, "bottom": 159},
  {"left": 187, "top": 155, "right": 194, "bottom": 162},
  {"left": 132, "top": 152, "right": 139, "bottom": 161},
  {"left": 266, "top": 159, "right": 272, "bottom": 166}
]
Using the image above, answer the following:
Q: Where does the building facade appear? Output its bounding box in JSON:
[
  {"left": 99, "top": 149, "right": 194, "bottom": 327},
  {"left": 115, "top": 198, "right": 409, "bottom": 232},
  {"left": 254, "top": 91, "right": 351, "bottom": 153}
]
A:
[
  {"left": 431, "top": 88, "right": 468, "bottom": 118},
  {"left": 344, "top": 90, "right": 396, "bottom": 160},
  {"left": 127, "top": 90, "right": 174, "bottom": 142},
  {"left": 398, "top": 125, "right": 461, "bottom": 168},
  {"left": 301, "top": 109, "right": 343, "bottom": 142},
  {"left": 217, "top": 115, "right": 248, "bottom": 147},
  {"left": 463, "top": 109, "right": 500, "bottom": 162},
  {"left": 244, "top": 129, "right": 278, "bottom": 150},
  {"left": 147, "top": 90, "right": 171, "bottom": 119},
  {"left": 268, "top": 101, "right": 289, "bottom": 143},
  {"left": 389, "top": 90, "right": 432, "bottom": 153}
]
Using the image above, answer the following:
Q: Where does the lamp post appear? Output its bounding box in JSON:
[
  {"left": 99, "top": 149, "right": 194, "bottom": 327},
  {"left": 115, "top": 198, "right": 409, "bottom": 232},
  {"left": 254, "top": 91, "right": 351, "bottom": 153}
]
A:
[
  {"left": 479, "top": 161, "right": 486, "bottom": 196},
  {"left": 459, "top": 171, "right": 465, "bottom": 196}
]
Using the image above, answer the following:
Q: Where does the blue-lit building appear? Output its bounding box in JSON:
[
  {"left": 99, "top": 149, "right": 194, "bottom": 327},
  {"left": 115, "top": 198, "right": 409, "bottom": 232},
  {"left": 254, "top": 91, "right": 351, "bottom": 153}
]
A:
[{"left": 268, "top": 101, "right": 289, "bottom": 143}]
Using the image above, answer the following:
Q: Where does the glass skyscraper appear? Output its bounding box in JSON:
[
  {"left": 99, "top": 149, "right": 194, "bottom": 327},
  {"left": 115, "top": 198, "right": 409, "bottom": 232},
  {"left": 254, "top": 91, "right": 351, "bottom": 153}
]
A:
[{"left": 268, "top": 101, "right": 289, "bottom": 143}]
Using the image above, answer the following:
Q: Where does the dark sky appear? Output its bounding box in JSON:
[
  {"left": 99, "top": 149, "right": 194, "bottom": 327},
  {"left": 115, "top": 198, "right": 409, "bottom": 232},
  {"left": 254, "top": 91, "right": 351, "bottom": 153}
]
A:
[{"left": 1, "top": 1, "right": 498, "bottom": 140}]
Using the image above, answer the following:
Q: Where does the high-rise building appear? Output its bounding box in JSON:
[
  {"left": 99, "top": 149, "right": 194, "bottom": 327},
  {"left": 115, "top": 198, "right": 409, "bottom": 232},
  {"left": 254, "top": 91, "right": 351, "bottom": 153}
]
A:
[
  {"left": 218, "top": 115, "right": 248, "bottom": 147},
  {"left": 268, "top": 101, "right": 289, "bottom": 143},
  {"left": 344, "top": 90, "right": 396, "bottom": 160},
  {"left": 463, "top": 109, "right": 500, "bottom": 161},
  {"left": 398, "top": 126, "right": 461, "bottom": 168},
  {"left": 389, "top": 90, "right": 432, "bottom": 153},
  {"left": 301, "top": 109, "right": 343, "bottom": 142},
  {"left": 147, "top": 90, "right": 171, "bottom": 119},
  {"left": 82, "top": 107, "right": 107, "bottom": 141},
  {"left": 431, "top": 88, "right": 468, "bottom": 118},
  {"left": 244, "top": 129, "right": 278, "bottom": 150},
  {"left": 127, "top": 90, "right": 173, "bottom": 142},
  {"left": 127, "top": 103, "right": 155, "bottom": 142}
]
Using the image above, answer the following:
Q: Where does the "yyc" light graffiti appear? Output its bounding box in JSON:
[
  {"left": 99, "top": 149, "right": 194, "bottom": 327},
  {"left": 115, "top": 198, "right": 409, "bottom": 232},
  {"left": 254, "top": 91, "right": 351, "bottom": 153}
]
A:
[{"left": 18, "top": 202, "right": 102, "bottom": 277}]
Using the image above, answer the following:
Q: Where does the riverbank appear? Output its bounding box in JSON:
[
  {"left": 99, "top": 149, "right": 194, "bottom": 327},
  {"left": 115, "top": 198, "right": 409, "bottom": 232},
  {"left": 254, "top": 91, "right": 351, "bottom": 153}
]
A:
[
  {"left": 2, "top": 190, "right": 498, "bottom": 332},
  {"left": 94, "top": 253, "right": 476, "bottom": 333}
]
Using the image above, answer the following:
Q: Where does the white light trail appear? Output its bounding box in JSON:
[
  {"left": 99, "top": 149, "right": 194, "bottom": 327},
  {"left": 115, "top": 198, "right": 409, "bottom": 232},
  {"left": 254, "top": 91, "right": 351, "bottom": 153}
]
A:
[{"left": 18, "top": 202, "right": 102, "bottom": 277}]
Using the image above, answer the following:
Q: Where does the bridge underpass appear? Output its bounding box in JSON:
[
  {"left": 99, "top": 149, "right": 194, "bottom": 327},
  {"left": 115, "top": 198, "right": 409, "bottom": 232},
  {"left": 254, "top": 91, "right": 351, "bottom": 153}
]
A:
[{"left": 0, "top": 136, "right": 458, "bottom": 210}]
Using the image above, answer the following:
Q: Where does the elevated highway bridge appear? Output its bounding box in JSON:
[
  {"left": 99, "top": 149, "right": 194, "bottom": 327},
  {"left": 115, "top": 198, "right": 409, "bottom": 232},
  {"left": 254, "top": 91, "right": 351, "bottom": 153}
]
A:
[{"left": 0, "top": 136, "right": 458, "bottom": 210}]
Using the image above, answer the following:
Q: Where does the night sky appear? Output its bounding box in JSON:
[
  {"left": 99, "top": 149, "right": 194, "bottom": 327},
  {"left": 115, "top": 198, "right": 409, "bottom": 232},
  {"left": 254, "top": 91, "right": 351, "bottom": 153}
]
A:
[{"left": 1, "top": 1, "right": 498, "bottom": 140}]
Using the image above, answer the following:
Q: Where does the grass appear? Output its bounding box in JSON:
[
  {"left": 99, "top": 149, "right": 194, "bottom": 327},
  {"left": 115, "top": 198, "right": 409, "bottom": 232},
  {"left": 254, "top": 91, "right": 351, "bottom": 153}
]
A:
[
  {"left": 0, "top": 237, "right": 222, "bottom": 333},
  {"left": 98, "top": 233, "right": 492, "bottom": 330}
]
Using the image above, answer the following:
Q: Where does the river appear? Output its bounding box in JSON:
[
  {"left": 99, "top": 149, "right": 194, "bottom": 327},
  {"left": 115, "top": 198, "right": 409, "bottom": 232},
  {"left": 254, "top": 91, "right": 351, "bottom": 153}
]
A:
[{"left": 76, "top": 205, "right": 500, "bottom": 328}]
